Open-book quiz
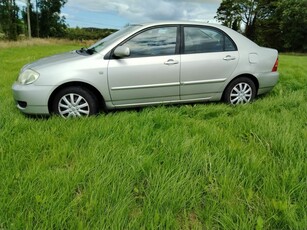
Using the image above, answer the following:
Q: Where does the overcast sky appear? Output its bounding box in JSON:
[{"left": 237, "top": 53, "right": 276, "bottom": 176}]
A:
[{"left": 61, "top": 0, "right": 222, "bottom": 29}]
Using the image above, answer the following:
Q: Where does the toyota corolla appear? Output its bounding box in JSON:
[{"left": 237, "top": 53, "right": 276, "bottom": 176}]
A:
[{"left": 12, "top": 21, "right": 279, "bottom": 118}]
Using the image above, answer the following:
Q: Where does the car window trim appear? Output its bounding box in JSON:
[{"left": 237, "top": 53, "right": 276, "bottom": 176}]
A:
[
  {"left": 106, "top": 25, "right": 181, "bottom": 60},
  {"left": 180, "top": 25, "right": 238, "bottom": 54}
]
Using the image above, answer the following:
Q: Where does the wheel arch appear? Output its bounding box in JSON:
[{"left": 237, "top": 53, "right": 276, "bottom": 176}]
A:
[
  {"left": 48, "top": 81, "right": 106, "bottom": 113},
  {"left": 222, "top": 74, "right": 259, "bottom": 99}
]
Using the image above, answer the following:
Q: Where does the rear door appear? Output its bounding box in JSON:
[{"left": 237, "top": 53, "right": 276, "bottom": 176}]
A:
[{"left": 180, "top": 26, "right": 239, "bottom": 100}]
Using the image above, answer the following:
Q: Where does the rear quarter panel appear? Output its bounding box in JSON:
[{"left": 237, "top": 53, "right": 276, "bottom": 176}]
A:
[{"left": 218, "top": 26, "right": 279, "bottom": 92}]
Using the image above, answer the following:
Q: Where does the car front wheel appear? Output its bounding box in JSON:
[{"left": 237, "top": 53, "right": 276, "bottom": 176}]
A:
[
  {"left": 52, "top": 86, "right": 99, "bottom": 118},
  {"left": 223, "top": 77, "right": 256, "bottom": 104}
]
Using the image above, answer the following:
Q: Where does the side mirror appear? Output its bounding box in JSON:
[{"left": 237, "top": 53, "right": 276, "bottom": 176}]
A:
[{"left": 114, "top": 46, "right": 130, "bottom": 58}]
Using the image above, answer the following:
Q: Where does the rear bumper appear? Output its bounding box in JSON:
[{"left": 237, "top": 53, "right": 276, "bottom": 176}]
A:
[
  {"left": 257, "top": 72, "right": 279, "bottom": 95},
  {"left": 12, "top": 82, "right": 53, "bottom": 115}
]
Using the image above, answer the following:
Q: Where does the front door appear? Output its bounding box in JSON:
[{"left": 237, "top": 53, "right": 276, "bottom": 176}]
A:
[{"left": 108, "top": 26, "right": 180, "bottom": 106}]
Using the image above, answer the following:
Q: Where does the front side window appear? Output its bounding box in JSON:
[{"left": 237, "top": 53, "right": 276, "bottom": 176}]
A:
[
  {"left": 123, "top": 27, "right": 178, "bottom": 58},
  {"left": 184, "top": 27, "right": 237, "bottom": 54}
]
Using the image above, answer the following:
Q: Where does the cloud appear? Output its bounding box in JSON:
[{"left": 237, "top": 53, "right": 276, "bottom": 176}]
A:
[{"left": 66, "top": 0, "right": 222, "bottom": 22}]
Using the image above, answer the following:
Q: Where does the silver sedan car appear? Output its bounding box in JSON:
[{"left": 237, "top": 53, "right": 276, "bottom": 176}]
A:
[{"left": 12, "top": 21, "right": 279, "bottom": 118}]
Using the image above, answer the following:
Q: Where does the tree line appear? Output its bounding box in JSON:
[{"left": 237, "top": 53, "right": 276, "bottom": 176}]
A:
[
  {"left": 1, "top": 0, "right": 306, "bottom": 52},
  {"left": 215, "top": 0, "right": 307, "bottom": 52},
  {"left": 0, "top": 0, "right": 115, "bottom": 41}
]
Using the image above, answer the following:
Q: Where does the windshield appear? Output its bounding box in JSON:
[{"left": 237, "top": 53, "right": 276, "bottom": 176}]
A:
[{"left": 87, "top": 25, "right": 142, "bottom": 53}]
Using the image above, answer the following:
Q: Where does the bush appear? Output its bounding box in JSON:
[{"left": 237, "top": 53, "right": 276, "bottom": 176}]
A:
[{"left": 65, "top": 27, "right": 117, "bottom": 41}]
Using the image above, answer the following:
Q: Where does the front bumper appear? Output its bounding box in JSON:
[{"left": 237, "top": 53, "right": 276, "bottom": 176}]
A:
[{"left": 12, "top": 83, "right": 54, "bottom": 115}]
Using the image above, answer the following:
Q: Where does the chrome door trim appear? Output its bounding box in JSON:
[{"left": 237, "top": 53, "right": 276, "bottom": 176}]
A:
[
  {"left": 181, "top": 78, "right": 227, "bottom": 86},
  {"left": 111, "top": 82, "right": 180, "bottom": 91}
]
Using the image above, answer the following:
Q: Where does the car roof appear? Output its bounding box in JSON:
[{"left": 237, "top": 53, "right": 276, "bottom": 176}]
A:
[
  {"left": 128, "top": 21, "right": 239, "bottom": 37},
  {"left": 131, "top": 20, "right": 258, "bottom": 49},
  {"left": 130, "top": 20, "right": 221, "bottom": 28}
]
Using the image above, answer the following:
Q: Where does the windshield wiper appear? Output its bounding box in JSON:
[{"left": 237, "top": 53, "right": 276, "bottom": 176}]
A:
[
  {"left": 86, "top": 48, "right": 97, "bottom": 55},
  {"left": 77, "top": 47, "right": 96, "bottom": 55}
]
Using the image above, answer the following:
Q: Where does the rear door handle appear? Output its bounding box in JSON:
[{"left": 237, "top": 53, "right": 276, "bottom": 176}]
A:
[
  {"left": 223, "top": 55, "right": 236, "bottom": 61},
  {"left": 164, "top": 59, "right": 179, "bottom": 65}
]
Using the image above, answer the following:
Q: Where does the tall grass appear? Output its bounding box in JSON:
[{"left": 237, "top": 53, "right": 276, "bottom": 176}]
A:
[{"left": 0, "top": 42, "right": 306, "bottom": 229}]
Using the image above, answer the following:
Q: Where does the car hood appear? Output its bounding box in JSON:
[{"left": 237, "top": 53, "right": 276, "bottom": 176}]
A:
[{"left": 21, "top": 50, "right": 86, "bottom": 71}]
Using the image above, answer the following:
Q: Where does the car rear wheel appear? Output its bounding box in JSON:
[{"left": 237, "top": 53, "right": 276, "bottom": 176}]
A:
[
  {"left": 52, "top": 86, "right": 99, "bottom": 118},
  {"left": 224, "top": 77, "right": 256, "bottom": 104}
]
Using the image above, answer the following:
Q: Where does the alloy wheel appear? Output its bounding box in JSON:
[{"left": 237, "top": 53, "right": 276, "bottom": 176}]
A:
[
  {"left": 230, "top": 82, "right": 253, "bottom": 104},
  {"left": 58, "top": 93, "right": 90, "bottom": 118}
]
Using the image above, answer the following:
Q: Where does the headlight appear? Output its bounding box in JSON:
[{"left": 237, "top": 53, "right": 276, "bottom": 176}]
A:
[{"left": 17, "top": 69, "right": 40, "bottom": 85}]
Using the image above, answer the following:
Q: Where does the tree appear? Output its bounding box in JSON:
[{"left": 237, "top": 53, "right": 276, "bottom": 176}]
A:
[
  {"left": 22, "top": 0, "right": 67, "bottom": 38},
  {"left": 277, "top": 0, "right": 307, "bottom": 52},
  {"left": 215, "top": 0, "right": 242, "bottom": 31},
  {"left": 0, "top": 0, "right": 21, "bottom": 40},
  {"left": 256, "top": 0, "right": 307, "bottom": 52},
  {"left": 38, "top": 0, "right": 67, "bottom": 37},
  {"left": 215, "top": 0, "right": 276, "bottom": 41},
  {"left": 215, "top": 0, "right": 307, "bottom": 52}
]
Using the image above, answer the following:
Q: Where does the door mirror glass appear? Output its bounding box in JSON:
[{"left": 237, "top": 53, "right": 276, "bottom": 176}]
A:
[{"left": 114, "top": 46, "right": 131, "bottom": 58}]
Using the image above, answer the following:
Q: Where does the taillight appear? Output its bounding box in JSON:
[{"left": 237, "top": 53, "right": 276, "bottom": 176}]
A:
[{"left": 272, "top": 57, "right": 278, "bottom": 72}]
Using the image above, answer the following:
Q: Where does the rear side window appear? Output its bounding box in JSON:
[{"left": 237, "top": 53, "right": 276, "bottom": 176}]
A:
[
  {"left": 123, "top": 27, "right": 178, "bottom": 58},
  {"left": 183, "top": 26, "right": 237, "bottom": 54}
]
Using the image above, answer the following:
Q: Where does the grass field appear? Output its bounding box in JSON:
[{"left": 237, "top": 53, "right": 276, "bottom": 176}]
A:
[{"left": 0, "top": 40, "right": 306, "bottom": 229}]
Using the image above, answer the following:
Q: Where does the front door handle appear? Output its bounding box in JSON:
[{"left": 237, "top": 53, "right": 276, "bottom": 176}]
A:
[
  {"left": 223, "top": 55, "right": 236, "bottom": 61},
  {"left": 164, "top": 59, "right": 179, "bottom": 65}
]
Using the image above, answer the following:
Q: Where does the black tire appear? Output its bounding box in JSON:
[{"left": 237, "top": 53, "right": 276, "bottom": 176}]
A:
[
  {"left": 223, "top": 77, "right": 256, "bottom": 104},
  {"left": 52, "top": 86, "right": 99, "bottom": 118}
]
